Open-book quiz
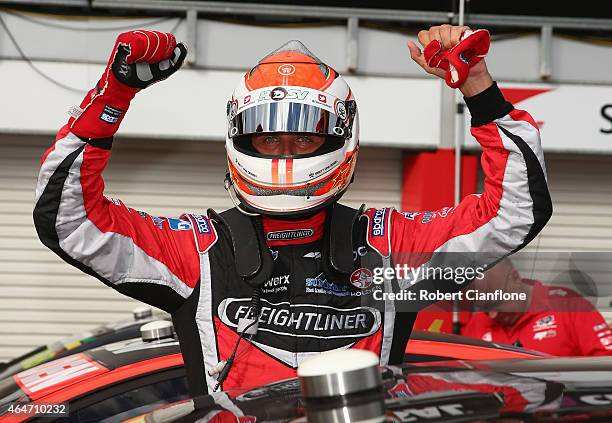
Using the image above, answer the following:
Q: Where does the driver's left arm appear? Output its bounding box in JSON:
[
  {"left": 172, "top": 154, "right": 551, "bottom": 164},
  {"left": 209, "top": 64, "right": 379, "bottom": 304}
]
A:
[{"left": 390, "top": 83, "right": 552, "bottom": 276}]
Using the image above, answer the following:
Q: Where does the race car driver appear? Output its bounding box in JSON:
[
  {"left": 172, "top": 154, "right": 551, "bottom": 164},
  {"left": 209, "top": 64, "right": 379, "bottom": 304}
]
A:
[
  {"left": 462, "top": 258, "right": 612, "bottom": 356},
  {"left": 33, "top": 25, "right": 552, "bottom": 396}
]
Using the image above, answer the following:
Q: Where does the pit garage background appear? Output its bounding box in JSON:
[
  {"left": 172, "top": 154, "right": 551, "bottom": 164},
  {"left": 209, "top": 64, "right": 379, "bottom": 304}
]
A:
[{"left": 0, "top": 0, "right": 611, "bottom": 360}]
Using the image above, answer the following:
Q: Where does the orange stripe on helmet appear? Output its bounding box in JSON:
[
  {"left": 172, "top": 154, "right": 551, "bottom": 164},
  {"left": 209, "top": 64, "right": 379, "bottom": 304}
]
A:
[
  {"left": 271, "top": 159, "right": 279, "bottom": 184},
  {"left": 286, "top": 159, "right": 293, "bottom": 185}
]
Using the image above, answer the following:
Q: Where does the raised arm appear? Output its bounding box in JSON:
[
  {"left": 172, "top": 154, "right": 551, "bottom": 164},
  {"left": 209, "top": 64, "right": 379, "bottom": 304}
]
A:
[
  {"left": 391, "top": 82, "right": 551, "bottom": 256},
  {"left": 32, "top": 31, "right": 205, "bottom": 313},
  {"left": 390, "top": 26, "right": 552, "bottom": 295}
]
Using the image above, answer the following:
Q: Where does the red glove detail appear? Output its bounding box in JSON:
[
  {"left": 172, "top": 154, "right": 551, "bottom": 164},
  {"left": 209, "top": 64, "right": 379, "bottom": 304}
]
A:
[
  {"left": 69, "top": 30, "right": 186, "bottom": 140},
  {"left": 423, "top": 29, "right": 490, "bottom": 89},
  {"left": 112, "top": 30, "right": 177, "bottom": 66}
]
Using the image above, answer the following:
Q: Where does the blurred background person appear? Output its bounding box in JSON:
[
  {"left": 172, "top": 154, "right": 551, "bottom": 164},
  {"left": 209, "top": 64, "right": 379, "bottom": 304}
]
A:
[{"left": 462, "top": 258, "right": 612, "bottom": 356}]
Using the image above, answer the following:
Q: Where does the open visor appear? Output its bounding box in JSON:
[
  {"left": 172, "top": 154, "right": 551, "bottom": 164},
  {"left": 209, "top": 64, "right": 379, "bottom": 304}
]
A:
[{"left": 228, "top": 101, "right": 355, "bottom": 139}]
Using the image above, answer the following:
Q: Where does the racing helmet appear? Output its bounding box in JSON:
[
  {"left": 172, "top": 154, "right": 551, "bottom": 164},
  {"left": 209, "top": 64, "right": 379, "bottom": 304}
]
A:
[{"left": 225, "top": 40, "right": 359, "bottom": 215}]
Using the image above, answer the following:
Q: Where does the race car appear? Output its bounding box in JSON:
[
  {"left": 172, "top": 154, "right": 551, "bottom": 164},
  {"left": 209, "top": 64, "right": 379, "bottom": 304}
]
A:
[
  {"left": 128, "top": 356, "right": 612, "bottom": 422},
  {"left": 0, "top": 330, "right": 544, "bottom": 422},
  {"left": 0, "top": 321, "right": 186, "bottom": 423},
  {"left": 0, "top": 307, "right": 169, "bottom": 382}
]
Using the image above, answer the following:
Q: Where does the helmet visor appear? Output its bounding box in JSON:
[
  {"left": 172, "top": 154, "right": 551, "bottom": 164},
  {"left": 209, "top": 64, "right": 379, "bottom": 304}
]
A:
[{"left": 228, "top": 101, "right": 355, "bottom": 140}]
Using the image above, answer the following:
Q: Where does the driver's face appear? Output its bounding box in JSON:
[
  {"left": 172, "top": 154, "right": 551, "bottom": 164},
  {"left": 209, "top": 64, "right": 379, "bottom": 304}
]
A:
[{"left": 252, "top": 133, "right": 325, "bottom": 156}]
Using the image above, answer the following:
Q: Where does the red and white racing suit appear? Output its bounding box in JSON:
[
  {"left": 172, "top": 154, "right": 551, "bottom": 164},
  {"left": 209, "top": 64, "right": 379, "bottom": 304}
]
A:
[
  {"left": 33, "top": 83, "right": 552, "bottom": 395},
  {"left": 463, "top": 280, "right": 612, "bottom": 356}
]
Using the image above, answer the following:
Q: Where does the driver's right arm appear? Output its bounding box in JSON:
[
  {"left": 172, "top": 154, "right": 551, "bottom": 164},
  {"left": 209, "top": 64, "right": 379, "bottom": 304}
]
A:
[{"left": 32, "top": 31, "right": 205, "bottom": 314}]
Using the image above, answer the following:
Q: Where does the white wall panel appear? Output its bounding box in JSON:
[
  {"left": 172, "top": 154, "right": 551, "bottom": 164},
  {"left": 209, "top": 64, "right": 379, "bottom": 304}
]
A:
[{"left": 0, "top": 60, "right": 441, "bottom": 148}]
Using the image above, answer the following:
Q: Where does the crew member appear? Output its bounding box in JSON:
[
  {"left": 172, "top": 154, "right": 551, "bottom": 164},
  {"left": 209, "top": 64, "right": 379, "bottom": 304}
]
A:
[
  {"left": 462, "top": 259, "right": 612, "bottom": 356},
  {"left": 33, "top": 26, "right": 552, "bottom": 395}
]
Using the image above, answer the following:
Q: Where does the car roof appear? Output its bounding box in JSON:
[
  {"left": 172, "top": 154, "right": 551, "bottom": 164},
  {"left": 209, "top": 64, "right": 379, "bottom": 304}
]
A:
[
  {"left": 136, "top": 356, "right": 612, "bottom": 423},
  {"left": 11, "top": 336, "right": 182, "bottom": 403},
  {"left": 409, "top": 331, "right": 549, "bottom": 357}
]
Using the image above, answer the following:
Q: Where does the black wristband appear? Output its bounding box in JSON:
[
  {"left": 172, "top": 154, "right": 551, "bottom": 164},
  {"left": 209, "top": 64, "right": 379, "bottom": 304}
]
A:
[
  {"left": 464, "top": 81, "right": 514, "bottom": 127},
  {"left": 78, "top": 136, "right": 114, "bottom": 150}
]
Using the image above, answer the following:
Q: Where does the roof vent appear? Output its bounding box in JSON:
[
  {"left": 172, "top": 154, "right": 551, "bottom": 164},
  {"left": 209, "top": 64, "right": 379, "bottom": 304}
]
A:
[
  {"left": 140, "top": 320, "right": 174, "bottom": 342},
  {"left": 133, "top": 307, "right": 153, "bottom": 321}
]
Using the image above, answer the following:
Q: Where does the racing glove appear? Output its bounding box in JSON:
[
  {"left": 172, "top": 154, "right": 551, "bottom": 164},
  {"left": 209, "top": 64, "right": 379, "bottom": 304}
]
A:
[
  {"left": 423, "top": 29, "right": 490, "bottom": 89},
  {"left": 69, "top": 30, "right": 187, "bottom": 139}
]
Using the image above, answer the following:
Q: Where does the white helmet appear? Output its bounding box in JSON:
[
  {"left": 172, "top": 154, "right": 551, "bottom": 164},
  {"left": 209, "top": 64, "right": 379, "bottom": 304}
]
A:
[{"left": 225, "top": 40, "right": 359, "bottom": 216}]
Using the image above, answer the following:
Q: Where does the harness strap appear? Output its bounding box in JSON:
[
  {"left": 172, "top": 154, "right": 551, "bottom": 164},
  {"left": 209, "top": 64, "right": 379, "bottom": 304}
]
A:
[{"left": 209, "top": 208, "right": 274, "bottom": 289}]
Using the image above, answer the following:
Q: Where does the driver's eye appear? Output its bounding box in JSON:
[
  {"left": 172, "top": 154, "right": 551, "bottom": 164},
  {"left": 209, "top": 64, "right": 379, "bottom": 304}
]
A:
[
  {"left": 264, "top": 137, "right": 279, "bottom": 145},
  {"left": 296, "top": 137, "right": 312, "bottom": 145}
]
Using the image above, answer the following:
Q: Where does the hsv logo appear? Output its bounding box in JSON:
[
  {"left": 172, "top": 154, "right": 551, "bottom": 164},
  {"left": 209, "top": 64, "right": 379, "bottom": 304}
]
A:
[
  {"left": 318, "top": 93, "right": 327, "bottom": 103},
  {"left": 350, "top": 268, "right": 374, "bottom": 289},
  {"left": 278, "top": 63, "right": 296, "bottom": 76},
  {"left": 259, "top": 87, "right": 309, "bottom": 102},
  {"left": 243, "top": 95, "right": 251, "bottom": 105},
  {"left": 267, "top": 229, "right": 314, "bottom": 241},
  {"left": 371, "top": 209, "right": 387, "bottom": 237},
  {"left": 533, "top": 315, "right": 556, "bottom": 331}
]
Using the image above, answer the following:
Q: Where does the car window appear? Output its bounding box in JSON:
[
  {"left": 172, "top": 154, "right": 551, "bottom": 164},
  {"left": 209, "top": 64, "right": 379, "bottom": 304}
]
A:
[
  {"left": 63, "top": 376, "right": 188, "bottom": 423},
  {"left": 0, "top": 377, "right": 29, "bottom": 414}
]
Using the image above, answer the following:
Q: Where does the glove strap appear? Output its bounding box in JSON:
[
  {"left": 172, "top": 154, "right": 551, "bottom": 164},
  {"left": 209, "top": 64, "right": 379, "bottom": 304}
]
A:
[{"left": 69, "top": 67, "right": 138, "bottom": 140}]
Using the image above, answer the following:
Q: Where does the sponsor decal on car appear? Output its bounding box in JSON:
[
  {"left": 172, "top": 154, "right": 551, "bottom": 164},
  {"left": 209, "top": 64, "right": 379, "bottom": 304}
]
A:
[
  {"left": 15, "top": 354, "right": 107, "bottom": 398},
  {"left": 390, "top": 403, "right": 466, "bottom": 421},
  {"left": 580, "top": 394, "right": 612, "bottom": 405}
]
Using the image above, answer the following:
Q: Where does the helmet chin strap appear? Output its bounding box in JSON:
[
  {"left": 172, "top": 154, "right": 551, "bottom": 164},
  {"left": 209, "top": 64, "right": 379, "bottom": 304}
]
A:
[{"left": 224, "top": 174, "right": 260, "bottom": 217}]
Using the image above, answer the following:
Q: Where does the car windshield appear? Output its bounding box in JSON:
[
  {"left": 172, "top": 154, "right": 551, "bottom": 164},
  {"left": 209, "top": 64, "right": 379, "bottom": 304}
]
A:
[{"left": 0, "top": 377, "right": 29, "bottom": 415}]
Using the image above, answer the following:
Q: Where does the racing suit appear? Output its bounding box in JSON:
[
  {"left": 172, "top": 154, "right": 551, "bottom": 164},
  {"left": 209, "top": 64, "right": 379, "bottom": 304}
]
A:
[
  {"left": 33, "top": 82, "right": 552, "bottom": 395},
  {"left": 463, "top": 280, "right": 612, "bottom": 356}
]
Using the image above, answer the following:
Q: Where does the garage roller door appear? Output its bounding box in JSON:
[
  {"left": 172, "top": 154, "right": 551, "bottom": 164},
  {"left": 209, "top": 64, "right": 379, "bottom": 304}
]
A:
[{"left": 0, "top": 134, "right": 402, "bottom": 361}]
